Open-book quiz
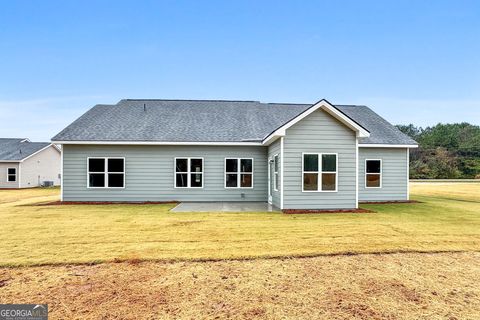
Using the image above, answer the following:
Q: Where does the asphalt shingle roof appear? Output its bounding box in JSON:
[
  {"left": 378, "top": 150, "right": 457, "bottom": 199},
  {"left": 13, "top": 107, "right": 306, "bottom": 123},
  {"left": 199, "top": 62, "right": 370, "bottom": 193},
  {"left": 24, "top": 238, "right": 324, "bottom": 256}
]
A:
[
  {"left": 0, "top": 138, "right": 51, "bottom": 161},
  {"left": 52, "top": 99, "right": 417, "bottom": 146},
  {"left": 335, "top": 105, "right": 418, "bottom": 145}
]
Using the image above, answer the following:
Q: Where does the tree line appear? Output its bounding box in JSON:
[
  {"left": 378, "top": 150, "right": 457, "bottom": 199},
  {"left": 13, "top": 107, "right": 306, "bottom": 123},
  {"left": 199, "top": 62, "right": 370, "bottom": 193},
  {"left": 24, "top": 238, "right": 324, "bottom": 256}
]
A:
[{"left": 395, "top": 123, "right": 480, "bottom": 179}]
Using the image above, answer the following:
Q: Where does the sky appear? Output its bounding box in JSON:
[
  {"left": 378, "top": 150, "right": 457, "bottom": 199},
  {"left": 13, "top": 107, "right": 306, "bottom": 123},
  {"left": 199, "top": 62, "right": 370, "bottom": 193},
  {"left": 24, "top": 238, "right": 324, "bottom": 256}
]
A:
[{"left": 0, "top": 0, "right": 479, "bottom": 141}]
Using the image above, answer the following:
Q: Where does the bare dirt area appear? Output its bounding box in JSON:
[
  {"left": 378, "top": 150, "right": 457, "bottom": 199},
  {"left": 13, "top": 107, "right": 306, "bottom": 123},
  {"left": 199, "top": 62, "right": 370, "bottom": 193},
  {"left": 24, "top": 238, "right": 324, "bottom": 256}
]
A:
[{"left": 1, "top": 252, "right": 479, "bottom": 319}]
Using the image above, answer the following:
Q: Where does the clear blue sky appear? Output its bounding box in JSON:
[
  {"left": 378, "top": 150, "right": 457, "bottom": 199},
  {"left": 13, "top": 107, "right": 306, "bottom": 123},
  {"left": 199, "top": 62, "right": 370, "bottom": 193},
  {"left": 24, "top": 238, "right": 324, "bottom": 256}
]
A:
[{"left": 1, "top": 0, "right": 479, "bottom": 141}]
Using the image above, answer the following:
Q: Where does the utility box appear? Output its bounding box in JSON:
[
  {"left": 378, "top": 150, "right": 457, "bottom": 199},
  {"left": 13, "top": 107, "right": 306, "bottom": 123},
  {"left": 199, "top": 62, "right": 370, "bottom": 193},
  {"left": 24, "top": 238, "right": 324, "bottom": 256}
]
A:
[{"left": 42, "top": 181, "right": 54, "bottom": 187}]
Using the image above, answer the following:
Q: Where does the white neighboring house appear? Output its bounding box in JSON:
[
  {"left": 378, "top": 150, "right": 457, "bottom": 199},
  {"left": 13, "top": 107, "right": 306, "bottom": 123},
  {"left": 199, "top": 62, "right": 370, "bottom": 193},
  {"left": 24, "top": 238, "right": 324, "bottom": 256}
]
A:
[{"left": 0, "top": 138, "right": 61, "bottom": 189}]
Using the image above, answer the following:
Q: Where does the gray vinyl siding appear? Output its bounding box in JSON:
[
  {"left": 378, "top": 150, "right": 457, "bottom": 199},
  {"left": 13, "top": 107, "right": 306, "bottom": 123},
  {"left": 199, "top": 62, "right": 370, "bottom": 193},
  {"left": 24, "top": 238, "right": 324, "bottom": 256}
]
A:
[
  {"left": 62, "top": 145, "right": 268, "bottom": 202},
  {"left": 283, "top": 110, "right": 357, "bottom": 209},
  {"left": 358, "top": 148, "right": 408, "bottom": 201},
  {"left": 267, "top": 139, "right": 281, "bottom": 208},
  {"left": 0, "top": 163, "right": 19, "bottom": 188}
]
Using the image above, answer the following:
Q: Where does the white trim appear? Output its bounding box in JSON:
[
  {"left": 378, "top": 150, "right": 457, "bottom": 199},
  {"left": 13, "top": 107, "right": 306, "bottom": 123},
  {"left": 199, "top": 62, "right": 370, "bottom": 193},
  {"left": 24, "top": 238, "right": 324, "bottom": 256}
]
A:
[
  {"left": 301, "top": 152, "right": 338, "bottom": 193},
  {"left": 365, "top": 159, "right": 382, "bottom": 188},
  {"left": 51, "top": 144, "right": 62, "bottom": 152},
  {"left": 60, "top": 147, "right": 63, "bottom": 201},
  {"left": 174, "top": 157, "right": 204, "bottom": 189},
  {"left": 355, "top": 138, "right": 359, "bottom": 208},
  {"left": 406, "top": 148, "right": 410, "bottom": 200},
  {"left": 87, "top": 157, "right": 126, "bottom": 189},
  {"left": 7, "top": 167, "right": 17, "bottom": 183},
  {"left": 280, "top": 137, "right": 284, "bottom": 209},
  {"left": 273, "top": 154, "right": 279, "bottom": 192},
  {"left": 18, "top": 163, "right": 21, "bottom": 188},
  {"left": 360, "top": 144, "right": 418, "bottom": 148},
  {"left": 262, "top": 99, "right": 370, "bottom": 146},
  {"left": 224, "top": 158, "right": 254, "bottom": 189},
  {"left": 53, "top": 140, "right": 263, "bottom": 146}
]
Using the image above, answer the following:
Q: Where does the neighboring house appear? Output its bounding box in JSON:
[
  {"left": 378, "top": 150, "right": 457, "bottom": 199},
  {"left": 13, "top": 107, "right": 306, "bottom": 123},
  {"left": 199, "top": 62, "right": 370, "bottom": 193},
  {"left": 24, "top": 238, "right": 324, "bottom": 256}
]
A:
[
  {"left": 52, "top": 99, "right": 417, "bottom": 209},
  {"left": 0, "top": 138, "right": 61, "bottom": 189}
]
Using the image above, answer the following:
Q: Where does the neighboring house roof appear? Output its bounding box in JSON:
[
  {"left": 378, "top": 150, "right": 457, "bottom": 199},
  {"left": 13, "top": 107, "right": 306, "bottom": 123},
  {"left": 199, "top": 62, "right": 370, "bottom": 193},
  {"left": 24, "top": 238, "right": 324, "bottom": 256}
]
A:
[
  {"left": 52, "top": 99, "right": 417, "bottom": 146},
  {"left": 0, "top": 138, "right": 52, "bottom": 161}
]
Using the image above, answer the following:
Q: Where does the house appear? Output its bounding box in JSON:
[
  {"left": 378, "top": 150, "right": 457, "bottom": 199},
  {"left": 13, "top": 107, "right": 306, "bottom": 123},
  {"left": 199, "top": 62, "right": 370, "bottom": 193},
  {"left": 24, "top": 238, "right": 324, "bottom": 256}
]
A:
[
  {"left": 0, "top": 138, "right": 61, "bottom": 189},
  {"left": 52, "top": 99, "right": 417, "bottom": 209}
]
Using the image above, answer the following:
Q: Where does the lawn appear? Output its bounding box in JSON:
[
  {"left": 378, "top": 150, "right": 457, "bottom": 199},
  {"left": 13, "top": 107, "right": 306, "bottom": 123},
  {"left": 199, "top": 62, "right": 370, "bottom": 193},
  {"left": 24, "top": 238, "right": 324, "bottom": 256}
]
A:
[{"left": 0, "top": 183, "right": 479, "bottom": 266}]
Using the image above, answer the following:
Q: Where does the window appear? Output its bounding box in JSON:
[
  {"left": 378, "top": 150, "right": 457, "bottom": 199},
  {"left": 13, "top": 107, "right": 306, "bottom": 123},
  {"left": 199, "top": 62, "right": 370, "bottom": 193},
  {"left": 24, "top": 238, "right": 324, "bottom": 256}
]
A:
[
  {"left": 7, "top": 168, "right": 16, "bottom": 182},
  {"left": 274, "top": 155, "right": 279, "bottom": 191},
  {"left": 365, "top": 159, "right": 382, "bottom": 188},
  {"left": 175, "top": 158, "right": 203, "bottom": 188},
  {"left": 225, "top": 158, "right": 253, "bottom": 188},
  {"left": 87, "top": 158, "right": 125, "bottom": 188},
  {"left": 302, "top": 153, "right": 337, "bottom": 192}
]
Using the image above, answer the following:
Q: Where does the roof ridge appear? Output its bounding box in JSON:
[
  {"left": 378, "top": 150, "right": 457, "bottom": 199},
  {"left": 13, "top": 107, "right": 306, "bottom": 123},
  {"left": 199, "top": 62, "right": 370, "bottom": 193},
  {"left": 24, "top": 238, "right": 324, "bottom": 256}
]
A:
[
  {"left": 335, "top": 104, "right": 368, "bottom": 107},
  {"left": 121, "top": 99, "right": 260, "bottom": 103},
  {"left": 266, "top": 102, "right": 311, "bottom": 105}
]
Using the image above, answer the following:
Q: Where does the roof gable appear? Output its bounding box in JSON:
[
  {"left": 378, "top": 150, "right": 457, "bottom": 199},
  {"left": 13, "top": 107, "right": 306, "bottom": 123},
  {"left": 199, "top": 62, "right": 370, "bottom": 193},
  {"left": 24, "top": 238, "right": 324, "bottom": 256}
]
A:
[
  {"left": 262, "top": 99, "right": 370, "bottom": 145},
  {"left": 0, "top": 139, "right": 53, "bottom": 161}
]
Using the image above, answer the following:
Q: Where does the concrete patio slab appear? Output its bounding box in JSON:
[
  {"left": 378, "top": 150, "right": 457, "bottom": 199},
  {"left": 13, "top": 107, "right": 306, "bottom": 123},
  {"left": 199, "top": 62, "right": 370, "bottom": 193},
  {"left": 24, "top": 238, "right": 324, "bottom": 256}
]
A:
[{"left": 171, "top": 202, "right": 280, "bottom": 212}]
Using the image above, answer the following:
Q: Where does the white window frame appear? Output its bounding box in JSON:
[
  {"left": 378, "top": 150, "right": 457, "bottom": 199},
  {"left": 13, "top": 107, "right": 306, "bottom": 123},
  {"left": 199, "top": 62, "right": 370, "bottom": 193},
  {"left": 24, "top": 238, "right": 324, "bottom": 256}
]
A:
[
  {"left": 224, "top": 158, "right": 254, "bottom": 189},
  {"left": 7, "top": 167, "right": 16, "bottom": 182},
  {"left": 174, "top": 157, "right": 204, "bottom": 189},
  {"left": 87, "top": 157, "right": 126, "bottom": 189},
  {"left": 301, "top": 153, "right": 338, "bottom": 193},
  {"left": 273, "top": 154, "right": 279, "bottom": 191},
  {"left": 365, "top": 159, "right": 382, "bottom": 189}
]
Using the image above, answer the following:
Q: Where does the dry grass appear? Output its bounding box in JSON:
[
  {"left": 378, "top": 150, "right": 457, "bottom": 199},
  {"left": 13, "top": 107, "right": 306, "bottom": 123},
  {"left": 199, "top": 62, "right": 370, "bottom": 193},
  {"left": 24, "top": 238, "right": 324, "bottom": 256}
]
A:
[
  {"left": 1, "top": 183, "right": 479, "bottom": 319},
  {"left": 0, "top": 187, "right": 58, "bottom": 205},
  {"left": 0, "top": 183, "right": 479, "bottom": 266},
  {"left": 410, "top": 181, "right": 480, "bottom": 202},
  {"left": 0, "top": 252, "right": 479, "bottom": 319}
]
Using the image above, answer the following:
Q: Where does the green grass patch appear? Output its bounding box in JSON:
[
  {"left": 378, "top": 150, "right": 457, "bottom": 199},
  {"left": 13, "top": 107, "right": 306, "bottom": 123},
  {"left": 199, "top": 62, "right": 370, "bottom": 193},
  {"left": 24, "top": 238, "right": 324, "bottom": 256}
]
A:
[{"left": 0, "top": 183, "right": 479, "bottom": 266}]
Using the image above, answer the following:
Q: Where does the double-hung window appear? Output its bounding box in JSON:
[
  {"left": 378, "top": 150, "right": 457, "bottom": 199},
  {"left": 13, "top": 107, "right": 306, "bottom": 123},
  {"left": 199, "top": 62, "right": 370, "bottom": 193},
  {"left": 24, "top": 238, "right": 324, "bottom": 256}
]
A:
[
  {"left": 365, "top": 159, "right": 382, "bottom": 188},
  {"left": 274, "top": 155, "right": 279, "bottom": 191},
  {"left": 7, "top": 168, "right": 16, "bottom": 182},
  {"left": 302, "top": 153, "right": 337, "bottom": 192},
  {"left": 225, "top": 158, "right": 253, "bottom": 188},
  {"left": 175, "top": 158, "right": 203, "bottom": 188},
  {"left": 88, "top": 157, "right": 125, "bottom": 188}
]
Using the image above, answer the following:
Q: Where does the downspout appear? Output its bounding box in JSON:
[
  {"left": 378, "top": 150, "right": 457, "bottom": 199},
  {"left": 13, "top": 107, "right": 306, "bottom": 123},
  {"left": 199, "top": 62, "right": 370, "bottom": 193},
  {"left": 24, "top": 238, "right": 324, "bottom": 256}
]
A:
[
  {"left": 280, "top": 137, "right": 284, "bottom": 210},
  {"left": 406, "top": 148, "right": 410, "bottom": 201},
  {"left": 355, "top": 137, "right": 359, "bottom": 209},
  {"left": 60, "top": 146, "right": 64, "bottom": 201}
]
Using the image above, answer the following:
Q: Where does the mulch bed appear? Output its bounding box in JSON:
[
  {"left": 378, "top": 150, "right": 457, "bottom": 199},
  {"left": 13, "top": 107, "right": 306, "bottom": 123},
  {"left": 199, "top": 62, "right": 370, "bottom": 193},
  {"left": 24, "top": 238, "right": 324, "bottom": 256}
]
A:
[{"left": 283, "top": 208, "right": 374, "bottom": 214}]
